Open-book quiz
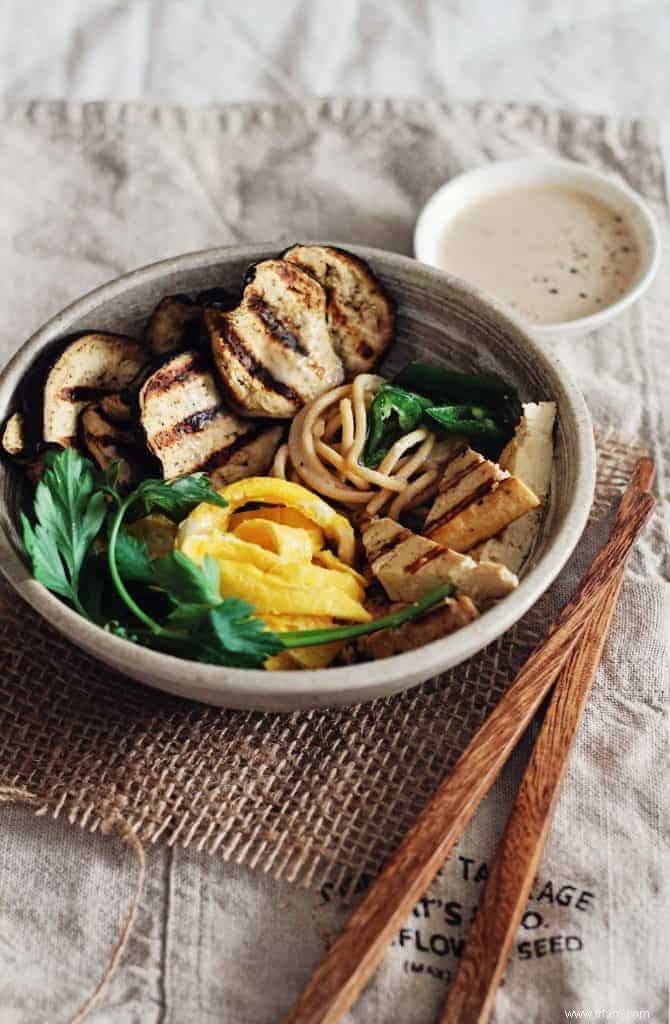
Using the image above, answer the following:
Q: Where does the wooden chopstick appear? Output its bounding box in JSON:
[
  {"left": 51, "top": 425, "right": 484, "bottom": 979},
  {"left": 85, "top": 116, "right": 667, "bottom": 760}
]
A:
[
  {"left": 283, "top": 472, "right": 655, "bottom": 1024},
  {"left": 440, "top": 457, "right": 655, "bottom": 1024}
]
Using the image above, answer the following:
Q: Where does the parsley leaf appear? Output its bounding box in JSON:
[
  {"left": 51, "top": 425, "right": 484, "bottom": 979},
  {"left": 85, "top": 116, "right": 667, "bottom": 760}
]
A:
[
  {"left": 21, "top": 448, "right": 107, "bottom": 617},
  {"left": 132, "top": 474, "right": 228, "bottom": 522},
  {"left": 151, "top": 551, "right": 221, "bottom": 605},
  {"left": 163, "top": 599, "right": 283, "bottom": 667},
  {"left": 114, "top": 529, "right": 154, "bottom": 584}
]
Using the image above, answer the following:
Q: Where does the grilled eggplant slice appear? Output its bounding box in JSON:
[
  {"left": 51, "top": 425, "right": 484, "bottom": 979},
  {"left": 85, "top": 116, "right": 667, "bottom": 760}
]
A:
[
  {"left": 145, "top": 295, "right": 205, "bottom": 356},
  {"left": 139, "top": 349, "right": 282, "bottom": 482},
  {"left": 207, "top": 258, "right": 344, "bottom": 419},
  {"left": 97, "top": 392, "right": 135, "bottom": 424},
  {"left": 196, "top": 287, "right": 236, "bottom": 311},
  {"left": 80, "top": 397, "right": 147, "bottom": 490},
  {"left": 1, "top": 412, "right": 27, "bottom": 456},
  {"left": 283, "top": 244, "right": 395, "bottom": 376},
  {"left": 43, "top": 333, "right": 151, "bottom": 448}
]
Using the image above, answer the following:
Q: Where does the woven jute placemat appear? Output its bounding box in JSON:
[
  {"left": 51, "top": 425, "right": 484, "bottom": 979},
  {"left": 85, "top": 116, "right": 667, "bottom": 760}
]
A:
[{"left": 0, "top": 431, "right": 645, "bottom": 895}]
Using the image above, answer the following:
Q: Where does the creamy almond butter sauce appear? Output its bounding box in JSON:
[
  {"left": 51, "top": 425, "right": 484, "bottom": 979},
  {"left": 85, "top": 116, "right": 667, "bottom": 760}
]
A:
[{"left": 437, "top": 185, "right": 641, "bottom": 324}]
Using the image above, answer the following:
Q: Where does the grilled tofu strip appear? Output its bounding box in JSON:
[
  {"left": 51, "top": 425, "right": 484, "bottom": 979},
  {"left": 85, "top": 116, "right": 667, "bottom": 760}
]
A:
[
  {"left": 139, "top": 349, "right": 282, "bottom": 481},
  {"left": 283, "top": 244, "right": 395, "bottom": 376},
  {"left": 362, "top": 516, "right": 518, "bottom": 605},
  {"left": 424, "top": 446, "right": 540, "bottom": 552},
  {"left": 208, "top": 258, "right": 344, "bottom": 419},
  {"left": 145, "top": 295, "right": 205, "bottom": 356},
  {"left": 80, "top": 397, "right": 146, "bottom": 490},
  {"left": 43, "top": 332, "right": 151, "bottom": 448},
  {"left": 473, "top": 402, "right": 556, "bottom": 572},
  {"left": 348, "top": 594, "right": 478, "bottom": 662}
]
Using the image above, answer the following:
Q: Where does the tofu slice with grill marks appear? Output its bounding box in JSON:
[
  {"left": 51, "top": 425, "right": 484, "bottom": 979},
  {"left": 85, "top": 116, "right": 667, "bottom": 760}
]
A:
[
  {"left": 43, "top": 332, "right": 152, "bottom": 447},
  {"left": 362, "top": 517, "right": 518, "bottom": 605},
  {"left": 424, "top": 446, "right": 540, "bottom": 553},
  {"left": 473, "top": 402, "right": 556, "bottom": 572},
  {"left": 346, "top": 594, "right": 478, "bottom": 662},
  {"left": 139, "top": 349, "right": 282, "bottom": 481},
  {"left": 207, "top": 258, "right": 344, "bottom": 419},
  {"left": 283, "top": 244, "right": 395, "bottom": 376}
]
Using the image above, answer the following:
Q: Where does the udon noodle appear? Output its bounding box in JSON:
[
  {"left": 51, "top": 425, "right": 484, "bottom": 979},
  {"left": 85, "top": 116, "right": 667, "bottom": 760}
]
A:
[{"left": 272, "top": 373, "right": 452, "bottom": 519}]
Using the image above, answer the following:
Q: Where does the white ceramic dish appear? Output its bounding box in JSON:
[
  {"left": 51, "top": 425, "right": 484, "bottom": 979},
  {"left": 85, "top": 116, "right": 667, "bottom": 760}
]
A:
[
  {"left": 0, "top": 244, "right": 596, "bottom": 711},
  {"left": 414, "top": 158, "right": 661, "bottom": 339}
]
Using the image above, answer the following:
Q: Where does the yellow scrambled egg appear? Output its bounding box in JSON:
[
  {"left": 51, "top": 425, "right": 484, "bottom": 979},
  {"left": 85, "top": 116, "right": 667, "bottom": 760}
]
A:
[{"left": 174, "top": 476, "right": 368, "bottom": 669}]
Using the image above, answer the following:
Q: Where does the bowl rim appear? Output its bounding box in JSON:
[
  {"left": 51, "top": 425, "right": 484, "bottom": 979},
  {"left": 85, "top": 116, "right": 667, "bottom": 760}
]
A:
[
  {"left": 413, "top": 156, "right": 662, "bottom": 336},
  {"left": 0, "top": 243, "right": 596, "bottom": 707}
]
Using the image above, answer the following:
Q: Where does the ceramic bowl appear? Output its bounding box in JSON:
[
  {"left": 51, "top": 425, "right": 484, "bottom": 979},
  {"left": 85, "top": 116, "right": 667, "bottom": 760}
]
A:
[
  {"left": 0, "top": 244, "right": 595, "bottom": 711},
  {"left": 414, "top": 158, "right": 661, "bottom": 340}
]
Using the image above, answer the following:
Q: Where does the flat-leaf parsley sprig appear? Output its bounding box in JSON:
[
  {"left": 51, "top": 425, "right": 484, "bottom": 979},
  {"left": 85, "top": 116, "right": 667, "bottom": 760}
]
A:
[{"left": 21, "top": 447, "right": 107, "bottom": 618}]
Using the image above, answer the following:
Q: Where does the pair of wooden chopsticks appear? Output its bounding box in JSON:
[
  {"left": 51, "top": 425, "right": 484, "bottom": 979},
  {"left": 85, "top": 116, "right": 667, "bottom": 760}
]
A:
[{"left": 283, "top": 459, "right": 655, "bottom": 1024}]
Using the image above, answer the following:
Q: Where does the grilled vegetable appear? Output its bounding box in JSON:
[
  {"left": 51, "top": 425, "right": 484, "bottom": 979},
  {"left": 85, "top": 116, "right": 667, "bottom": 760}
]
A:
[
  {"left": 363, "top": 386, "right": 431, "bottom": 467},
  {"left": 145, "top": 294, "right": 205, "bottom": 356},
  {"left": 43, "top": 332, "right": 151, "bottom": 447},
  {"left": 425, "top": 404, "right": 505, "bottom": 443},
  {"left": 196, "top": 287, "right": 236, "bottom": 311},
  {"left": 0, "top": 411, "right": 47, "bottom": 481},
  {"left": 80, "top": 396, "right": 147, "bottom": 490},
  {"left": 395, "top": 362, "right": 514, "bottom": 404},
  {"left": 1, "top": 411, "right": 27, "bottom": 456},
  {"left": 283, "top": 244, "right": 395, "bottom": 376},
  {"left": 139, "top": 349, "right": 282, "bottom": 483},
  {"left": 207, "top": 258, "right": 344, "bottom": 419},
  {"left": 396, "top": 360, "right": 522, "bottom": 449}
]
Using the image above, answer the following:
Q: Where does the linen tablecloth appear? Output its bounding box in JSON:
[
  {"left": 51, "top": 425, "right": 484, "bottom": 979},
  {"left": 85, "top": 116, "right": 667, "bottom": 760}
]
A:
[{"left": 0, "top": 97, "right": 668, "bottom": 1023}]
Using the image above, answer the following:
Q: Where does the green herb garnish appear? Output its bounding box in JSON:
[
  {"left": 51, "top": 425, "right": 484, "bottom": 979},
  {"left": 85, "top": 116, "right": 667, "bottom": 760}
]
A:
[{"left": 21, "top": 448, "right": 107, "bottom": 618}]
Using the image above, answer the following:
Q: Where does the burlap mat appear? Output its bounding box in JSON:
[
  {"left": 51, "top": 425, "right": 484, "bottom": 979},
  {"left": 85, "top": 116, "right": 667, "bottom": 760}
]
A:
[{"left": 0, "top": 430, "right": 645, "bottom": 894}]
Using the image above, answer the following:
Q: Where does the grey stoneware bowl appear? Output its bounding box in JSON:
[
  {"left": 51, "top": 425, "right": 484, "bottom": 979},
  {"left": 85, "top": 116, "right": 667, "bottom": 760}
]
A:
[{"left": 0, "top": 244, "right": 596, "bottom": 712}]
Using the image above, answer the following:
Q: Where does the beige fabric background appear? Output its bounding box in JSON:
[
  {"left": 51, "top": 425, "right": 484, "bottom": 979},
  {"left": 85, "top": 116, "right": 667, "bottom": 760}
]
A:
[{"left": 0, "top": 95, "right": 668, "bottom": 1023}]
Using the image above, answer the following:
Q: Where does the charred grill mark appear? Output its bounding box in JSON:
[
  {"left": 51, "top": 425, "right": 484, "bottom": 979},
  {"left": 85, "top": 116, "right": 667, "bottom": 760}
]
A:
[
  {"left": 149, "top": 405, "right": 223, "bottom": 450},
  {"left": 370, "top": 527, "right": 413, "bottom": 562},
  {"left": 199, "top": 423, "right": 270, "bottom": 474},
  {"left": 427, "top": 480, "right": 497, "bottom": 534},
  {"left": 82, "top": 430, "right": 139, "bottom": 460},
  {"left": 441, "top": 445, "right": 471, "bottom": 472},
  {"left": 59, "top": 385, "right": 116, "bottom": 403},
  {"left": 405, "top": 546, "right": 445, "bottom": 575},
  {"left": 275, "top": 260, "right": 308, "bottom": 293},
  {"left": 246, "top": 295, "right": 310, "bottom": 357},
  {"left": 223, "top": 321, "right": 303, "bottom": 406},
  {"left": 94, "top": 403, "right": 131, "bottom": 427},
  {"left": 142, "top": 352, "right": 209, "bottom": 398},
  {"left": 440, "top": 458, "right": 482, "bottom": 493}
]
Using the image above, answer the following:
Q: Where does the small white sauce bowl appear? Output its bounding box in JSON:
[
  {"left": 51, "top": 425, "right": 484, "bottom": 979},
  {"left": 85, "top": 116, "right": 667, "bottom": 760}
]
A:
[{"left": 414, "top": 158, "right": 661, "bottom": 339}]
